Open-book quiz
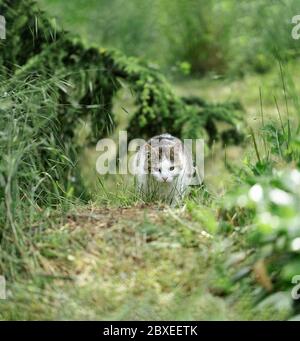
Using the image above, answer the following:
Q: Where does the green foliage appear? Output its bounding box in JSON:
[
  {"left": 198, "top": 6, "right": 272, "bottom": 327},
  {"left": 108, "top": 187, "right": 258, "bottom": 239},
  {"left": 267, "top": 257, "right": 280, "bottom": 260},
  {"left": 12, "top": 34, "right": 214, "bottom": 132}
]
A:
[
  {"left": 38, "top": 0, "right": 300, "bottom": 76},
  {"left": 180, "top": 97, "right": 244, "bottom": 144},
  {"left": 228, "top": 0, "right": 300, "bottom": 75},
  {"left": 1, "top": 0, "right": 244, "bottom": 143},
  {"left": 223, "top": 169, "right": 300, "bottom": 315},
  {"left": 218, "top": 75, "right": 300, "bottom": 318},
  {"left": 159, "top": 0, "right": 232, "bottom": 75}
]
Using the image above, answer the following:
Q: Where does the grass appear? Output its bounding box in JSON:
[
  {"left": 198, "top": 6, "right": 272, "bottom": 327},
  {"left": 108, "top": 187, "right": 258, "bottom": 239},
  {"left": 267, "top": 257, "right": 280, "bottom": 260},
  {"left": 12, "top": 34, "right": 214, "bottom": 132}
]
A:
[
  {"left": 1, "top": 60, "right": 300, "bottom": 320},
  {"left": 0, "top": 204, "right": 277, "bottom": 320}
]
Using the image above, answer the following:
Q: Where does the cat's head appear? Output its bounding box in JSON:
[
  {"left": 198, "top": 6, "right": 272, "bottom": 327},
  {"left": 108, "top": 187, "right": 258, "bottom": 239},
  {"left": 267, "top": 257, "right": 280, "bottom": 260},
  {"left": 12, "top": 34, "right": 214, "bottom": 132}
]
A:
[{"left": 145, "top": 143, "right": 183, "bottom": 183}]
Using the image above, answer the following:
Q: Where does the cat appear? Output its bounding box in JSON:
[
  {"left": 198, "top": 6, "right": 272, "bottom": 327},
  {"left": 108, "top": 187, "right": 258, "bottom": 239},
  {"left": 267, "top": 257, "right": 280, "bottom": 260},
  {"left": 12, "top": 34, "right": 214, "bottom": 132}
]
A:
[{"left": 134, "top": 133, "right": 194, "bottom": 205}]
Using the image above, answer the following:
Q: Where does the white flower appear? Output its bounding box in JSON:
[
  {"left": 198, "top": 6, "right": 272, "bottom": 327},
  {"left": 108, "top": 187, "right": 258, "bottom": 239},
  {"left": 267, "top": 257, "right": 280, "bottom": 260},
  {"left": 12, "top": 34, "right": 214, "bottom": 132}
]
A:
[
  {"left": 269, "top": 189, "right": 293, "bottom": 206},
  {"left": 291, "top": 238, "right": 300, "bottom": 252},
  {"left": 290, "top": 169, "right": 300, "bottom": 186},
  {"left": 249, "top": 184, "right": 263, "bottom": 202},
  {"left": 258, "top": 212, "right": 280, "bottom": 228}
]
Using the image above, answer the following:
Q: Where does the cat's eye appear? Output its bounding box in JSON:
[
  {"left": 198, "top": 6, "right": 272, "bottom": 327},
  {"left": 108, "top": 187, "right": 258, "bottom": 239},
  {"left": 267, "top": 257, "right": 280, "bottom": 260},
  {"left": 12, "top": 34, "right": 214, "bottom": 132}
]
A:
[{"left": 169, "top": 166, "right": 175, "bottom": 171}]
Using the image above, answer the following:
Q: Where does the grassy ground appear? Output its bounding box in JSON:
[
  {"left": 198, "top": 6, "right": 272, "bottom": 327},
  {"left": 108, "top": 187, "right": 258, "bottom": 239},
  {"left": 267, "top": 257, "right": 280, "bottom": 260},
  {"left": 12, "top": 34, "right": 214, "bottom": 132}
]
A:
[
  {"left": 0, "top": 204, "right": 278, "bottom": 320},
  {"left": 2, "top": 60, "right": 299, "bottom": 320}
]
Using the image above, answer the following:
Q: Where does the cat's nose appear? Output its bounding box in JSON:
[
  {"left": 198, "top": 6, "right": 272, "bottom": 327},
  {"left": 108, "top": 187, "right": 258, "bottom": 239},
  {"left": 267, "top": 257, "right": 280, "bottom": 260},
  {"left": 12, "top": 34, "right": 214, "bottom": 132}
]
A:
[{"left": 162, "top": 177, "right": 168, "bottom": 182}]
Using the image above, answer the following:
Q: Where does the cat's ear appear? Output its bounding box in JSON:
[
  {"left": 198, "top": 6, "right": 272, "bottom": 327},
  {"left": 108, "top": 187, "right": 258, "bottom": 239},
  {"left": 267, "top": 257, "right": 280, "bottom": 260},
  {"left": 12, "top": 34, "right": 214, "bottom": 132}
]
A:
[
  {"left": 145, "top": 143, "right": 158, "bottom": 156},
  {"left": 144, "top": 143, "right": 152, "bottom": 152},
  {"left": 144, "top": 143, "right": 152, "bottom": 158},
  {"left": 174, "top": 141, "right": 182, "bottom": 151},
  {"left": 144, "top": 143, "right": 152, "bottom": 161}
]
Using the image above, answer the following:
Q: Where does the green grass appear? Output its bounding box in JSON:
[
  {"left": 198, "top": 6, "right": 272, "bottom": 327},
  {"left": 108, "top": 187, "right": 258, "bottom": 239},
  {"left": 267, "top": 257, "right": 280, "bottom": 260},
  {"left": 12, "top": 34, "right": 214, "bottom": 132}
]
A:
[
  {"left": 2, "top": 61, "right": 300, "bottom": 320},
  {"left": 0, "top": 204, "right": 279, "bottom": 320}
]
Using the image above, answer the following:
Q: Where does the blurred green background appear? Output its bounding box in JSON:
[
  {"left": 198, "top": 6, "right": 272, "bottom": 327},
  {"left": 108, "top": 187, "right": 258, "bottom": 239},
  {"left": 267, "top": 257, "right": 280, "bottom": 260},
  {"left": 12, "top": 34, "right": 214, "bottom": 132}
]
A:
[{"left": 38, "top": 0, "right": 300, "bottom": 76}]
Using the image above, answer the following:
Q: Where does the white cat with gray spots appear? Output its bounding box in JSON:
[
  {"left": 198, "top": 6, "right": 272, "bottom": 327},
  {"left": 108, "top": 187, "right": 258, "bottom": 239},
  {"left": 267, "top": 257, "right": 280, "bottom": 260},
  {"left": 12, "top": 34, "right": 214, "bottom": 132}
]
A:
[{"left": 134, "top": 134, "right": 194, "bottom": 204}]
